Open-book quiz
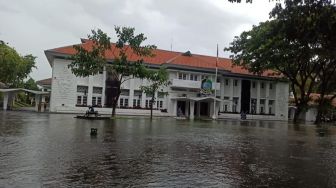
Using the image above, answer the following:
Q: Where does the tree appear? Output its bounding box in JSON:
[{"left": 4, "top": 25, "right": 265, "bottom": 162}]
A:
[
  {"left": 24, "top": 78, "right": 39, "bottom": 90},
  {"left": 226, "top": 0, "right": 336, "bottom": 123},
  {"left": 0, "top": 41, "right": 36, "bottom": 87},
  {"left": 140, "top": 67, "right": 170, "bottom": 119},
  {"left": 68, "top": 27, "right": 156, "bottom": 117}
]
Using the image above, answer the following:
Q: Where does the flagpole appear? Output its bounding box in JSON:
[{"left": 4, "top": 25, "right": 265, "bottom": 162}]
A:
[{"left": 212, "top": 44, "right": 219, "bottom": 120}]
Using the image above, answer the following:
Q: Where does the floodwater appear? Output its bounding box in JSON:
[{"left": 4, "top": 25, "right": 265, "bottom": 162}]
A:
[{"left": 1, "top": 112, "right": 336, "bottom": 188}]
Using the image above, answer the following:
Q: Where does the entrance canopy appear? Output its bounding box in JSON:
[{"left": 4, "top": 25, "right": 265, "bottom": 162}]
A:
[
  {"left": 1, "top": 88, "right": 49, "bottom": 111},
  {"left": 171, "top": 96, "right": 223, "bottom": 102},
  {"left": 0, "top": 88, "right": 49, "bottom": 95}
]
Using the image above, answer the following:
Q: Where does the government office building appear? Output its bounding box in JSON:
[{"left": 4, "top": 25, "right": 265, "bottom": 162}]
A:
[{"left": 45, "top": 40, "right": 289, "bottom": 120}]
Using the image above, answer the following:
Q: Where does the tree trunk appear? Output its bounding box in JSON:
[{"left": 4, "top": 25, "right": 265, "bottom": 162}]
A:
[
  {"left": 315, "top": 93, "right": 325, "bottom": 125},
  {"left": 150, "top": 95, "right": 154, "bottom": 120},
  {"left": 111, "top": 85, "right": 121, "bottom": 118},
  {"left": 293, "top": 105, "right": 303, "bottom": 124}
]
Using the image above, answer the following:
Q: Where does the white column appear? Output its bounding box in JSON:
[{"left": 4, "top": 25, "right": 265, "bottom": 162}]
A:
[
  {"left": 172, "top": 100, "right": 177, "bottom": 116},
  {"left": 237, "top": 80, "right": 241, "bottom": 113},
  {"left": 87, "top": 76, "right": 93, "bottom": 106},
  {"left": 129, "top": 79, "right": 134, "bottom": 107},
  {"left": 220, "top": 79, "right": 224, "bottom": 112},
  {"left": 154, "top": 91, "right": 158, "bottom": 109},
  {"left": 3, "top": 92, "right": 8, "bottom": 110},
  {"left": 35, "top": 94, "right": 41, "bottom": 112},
  {"left": 265, "top": 82, "right": 270, "bottom": 114},
  {"left": 102, "top": 67, "right": 106, "bottom": 107},
  {"left": 230, "top": 78, "right": 234, "bottom": 112},
  {"left": 141, "top": 91, "right": 146, "bottom": 108},
  {"left": 190, "top": 101, "right": 195, "bottom": 120},
  {"left": 210, "top": 101, "right": 214, "bottom": 118},
  {"left": 256, "top": 81, "right": 261, "bottom": 114}
]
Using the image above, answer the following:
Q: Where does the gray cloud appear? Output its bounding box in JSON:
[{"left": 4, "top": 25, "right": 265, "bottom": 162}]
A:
[{"left": 0, "top": 0, "right": 276, "bottom": 80}]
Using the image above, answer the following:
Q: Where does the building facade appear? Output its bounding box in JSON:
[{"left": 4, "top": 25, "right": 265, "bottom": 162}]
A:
[{"left": 45, "top": 40, "right": 289, "bottom": 120}]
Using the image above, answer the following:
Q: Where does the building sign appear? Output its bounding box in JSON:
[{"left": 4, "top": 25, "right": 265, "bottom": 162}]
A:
[{"left": 200, "top": 79, "right": 212, "bottom": 95}]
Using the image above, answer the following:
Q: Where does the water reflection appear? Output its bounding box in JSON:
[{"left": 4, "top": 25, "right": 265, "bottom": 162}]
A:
[{"left": 1, "top": 111, "right": 336, "bottom": 187}]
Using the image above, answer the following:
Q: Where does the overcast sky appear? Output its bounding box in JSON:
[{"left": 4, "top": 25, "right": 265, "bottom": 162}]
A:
[{"left": 0, "top": 0, "right": 277, "bottom": 80}]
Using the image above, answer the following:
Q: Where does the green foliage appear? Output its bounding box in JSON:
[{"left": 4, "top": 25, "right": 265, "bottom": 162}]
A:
[
  {"left": 24, "top": 78, "right": 39, "bottom": 90},
  {"left": 140, "top": 67, "right": 170, "bottom": 119},
  {"left": 69, "top": 27, "right": 156, "bottom": 116},
  {"left": 0, "top": 41, "right": 36, "bottom": 87},
  {"left": 225, "top": 0, "right": 336, "bottom": 122}
]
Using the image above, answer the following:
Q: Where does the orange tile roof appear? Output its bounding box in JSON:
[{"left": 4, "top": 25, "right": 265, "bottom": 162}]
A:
[
  {"left": 36, "top": 78, "right": 52, "bottom": 86},
  {"left": 47, "top": 40, "right": 281, "bottom": 78}
]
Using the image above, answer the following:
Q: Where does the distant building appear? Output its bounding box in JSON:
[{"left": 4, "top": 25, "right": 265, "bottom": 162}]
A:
[
  {"left": 36, "top": 78, "right": 52, "bottom": 92},
  {"left": 44, "top": 40, "right": 289, "bottom": 120},
  {"left": 289, "top": 93, "right": 336, "bottom": 122}
]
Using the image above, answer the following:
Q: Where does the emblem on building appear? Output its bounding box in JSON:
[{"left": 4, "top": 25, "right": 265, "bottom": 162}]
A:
[{"left": 200, "top": 79, "right": 212, "bottom": 95}]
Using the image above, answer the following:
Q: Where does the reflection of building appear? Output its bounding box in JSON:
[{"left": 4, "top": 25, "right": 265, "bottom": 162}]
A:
[{"left": 44, "top": 40, "right": 289, "bottom": 120}]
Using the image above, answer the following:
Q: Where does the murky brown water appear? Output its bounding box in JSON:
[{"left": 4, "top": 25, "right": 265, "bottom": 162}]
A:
[{"left": 1, "top": 111, "right": 336, "bottom": 187}]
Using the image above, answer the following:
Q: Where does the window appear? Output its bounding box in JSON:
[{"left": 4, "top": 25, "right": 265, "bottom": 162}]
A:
[
  {"left": 133, "top": 99, "right": 137, "bottom": 107},
  {"left": 260, "top": 106, "right": 264, "bottom": 114},
  {"left": 83, "top": 96, "right": 87, "bottom": 105},
  {"left": 77, "top": 85, "right": 88, "bottom": 106},
  {"left": 261, "top": 82, "right": 264, "bottom": 89},
  {"left": 217, "top": 78, "right": 220, "bottom": 82},
  {"left": 97, "top": 97, "right": 102, "bottom": 106},
  {"left": 224, "top": 96, "right": 230, "bottom": 100},
  {"left": 190, "top": 74, "right": 198, "bottom": 81},
  {"left": 160, "top": 101, "right": 163, "bottom": 108},
  {"left": 158, "top": 92, "right": 165, "bottom": 98},
  {"left": 234, "top": 80, "right": 238, "bottom": 86},
  {"left": 137, "top": 99, "right": 141, "bottom": 107},
  {"left": 225, "top": 79, "right": 229, "bottom": 86},
  {"left": 77, "top": 96, "right": 82, "bottom": 105},
  {"left": 93, "top": 87, "right": 103, "bottom": 94},
  {"left": 269, "top": 100, "right": 274, "bottom": 105},
  {"left": 124, "top": 99, "right": 128, "bottom": 107},
  {"left": 201, "top": 75, "right": 208, "bottom": 80},
  {"left": 252, "top": 82, "right": 256, "bottom": 88},
  {"left": 260, "top": 99, "right": 265, "bottom": 105},
  {"left": 178, "top": 72, "right": 187, "bottom": 80},
  {"left": 121, "top": 89, "right": 130, "bottom": 96},
  {"left": 92, "top": 97, "right": 97, "bottom": 106},
  {"left": 120, "top": 98, "right": 124, "bottom": 107},
  {"left": 232, "top": 97, "right": 239, "bottom": 113},
  {"left": 224, "top": 105, "right": 228, "bottom": 112},
  {"left": 145, "top": 100, "right": 149, "bottom": 108},
  {"left": 270, "top": 83, "right": 273, "bottom": 90},
  {"left": 269, "top": 107, "right": 272, "bottom": 114}
]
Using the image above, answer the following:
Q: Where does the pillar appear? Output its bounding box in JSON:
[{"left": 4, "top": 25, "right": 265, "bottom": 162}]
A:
[
  {"left": 35, "top": 94, "right": 41, "bottom": 112},
  {"left": 230, "top": 78, "right": 234, "bottom": 112},
  {"left": 265, "top": 82, "right": 270, "bottom": 114},
  {"left": 141, "top": 91, "right": 146, "bottom": 108},
  {"left": 172, "top": 100, "right": 177, "bottom": 116},
  {"left": 129, "top": 78, "right": 134, "bottom": 108},
  {"left": 3, "top": 92, "right": 8, "bottom": 110},
  {"left": 220, "top": 79, "right": 225, "bottom": 112},
  {"left": 256, "top": 81, "right": 261, "bottom": 114},
  {"left": 102, "top": 67, "right": 107, "bottom": 107},
  {"left": 190, "top": 101, "right": 195, "bottom": 120},
  {"left": 87, "top": 76, "right": 93, "bottom": 106}
]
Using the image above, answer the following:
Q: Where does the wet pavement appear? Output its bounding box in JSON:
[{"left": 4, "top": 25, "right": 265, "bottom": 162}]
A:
[{"left": 1, "top": 111, "right": 336, "bottom": 187}]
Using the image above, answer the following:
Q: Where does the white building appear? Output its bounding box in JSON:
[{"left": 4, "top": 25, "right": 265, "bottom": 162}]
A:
[{"left": 45, "top": 40, "right": 289, "bottom": 120}]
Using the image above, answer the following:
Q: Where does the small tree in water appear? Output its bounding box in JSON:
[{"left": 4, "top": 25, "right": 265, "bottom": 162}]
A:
[
  {"left": 140, "top": 68, "right": 170, "bottom": 119},
  {"left": 68, "top": 27, "right": 156, "bottom": 117}
]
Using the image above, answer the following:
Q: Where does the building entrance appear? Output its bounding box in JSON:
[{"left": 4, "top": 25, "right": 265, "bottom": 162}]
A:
[
  {"left": 241, "top": 80, "right": 251, "bottom": 113},
  {"left": 177, "top": 101, "right": 186, "bottom": 116}
]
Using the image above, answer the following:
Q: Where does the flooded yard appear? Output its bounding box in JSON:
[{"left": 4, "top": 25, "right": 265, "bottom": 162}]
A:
[{"left": 1, "top": 111, "right": 336, "bottom": 187}]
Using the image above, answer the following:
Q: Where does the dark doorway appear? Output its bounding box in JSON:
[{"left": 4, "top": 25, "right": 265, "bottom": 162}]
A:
[
  {"left": 241, "top": 80, "right": 251, "bottom": 113},
  {"left": 177, "top": 101, "right": 186, "bottom": 116},
  {"left": 200, "top": 102, "right": 209, "bottom": 116}
]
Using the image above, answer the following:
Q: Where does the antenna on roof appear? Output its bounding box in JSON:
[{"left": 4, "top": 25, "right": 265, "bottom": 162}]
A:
[{"left": 170, "top": 38, "right": 173, "bottom": 52}]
